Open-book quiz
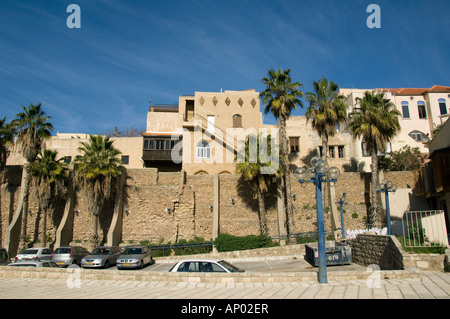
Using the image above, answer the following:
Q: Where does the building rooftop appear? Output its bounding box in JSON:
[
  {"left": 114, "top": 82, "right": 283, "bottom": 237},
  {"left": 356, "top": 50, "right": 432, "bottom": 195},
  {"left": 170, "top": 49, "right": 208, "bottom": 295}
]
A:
[{"left": 376, "top": 85, "right": 450, "bottom": 95}]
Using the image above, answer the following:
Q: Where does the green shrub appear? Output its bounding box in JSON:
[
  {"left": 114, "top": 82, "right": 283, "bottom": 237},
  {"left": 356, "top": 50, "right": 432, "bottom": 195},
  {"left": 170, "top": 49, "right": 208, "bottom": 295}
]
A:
[
  {"left": 214, "top": 233, "right": 275, "bottom": 252},
  {"left": 173, "top": 237, "right": 212, "bottom": 256}
]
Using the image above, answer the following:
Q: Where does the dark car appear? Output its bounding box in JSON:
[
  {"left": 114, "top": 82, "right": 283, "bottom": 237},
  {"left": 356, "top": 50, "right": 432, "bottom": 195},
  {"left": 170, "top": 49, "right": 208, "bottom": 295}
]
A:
[{"left": 0, "top": 248, "right": 9, "bottom": 266}]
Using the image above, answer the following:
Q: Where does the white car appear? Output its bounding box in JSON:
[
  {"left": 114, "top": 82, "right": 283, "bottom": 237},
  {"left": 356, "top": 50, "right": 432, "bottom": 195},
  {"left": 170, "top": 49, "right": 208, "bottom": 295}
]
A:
[
  {"left": 15, "top": 247, "right": 53, "bottom": 262},
  {"left": 8, "top": 260, "right": 59, "bottom": 267},
  {"left": 169, "top": 259, "right": 244, "bottom": 273}
]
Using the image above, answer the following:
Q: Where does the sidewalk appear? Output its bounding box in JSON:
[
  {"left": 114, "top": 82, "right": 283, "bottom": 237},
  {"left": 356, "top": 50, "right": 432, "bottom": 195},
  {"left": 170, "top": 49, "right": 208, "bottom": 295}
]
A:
[{"left": 0, "top": 271, "right": 449, "bottom": 299}]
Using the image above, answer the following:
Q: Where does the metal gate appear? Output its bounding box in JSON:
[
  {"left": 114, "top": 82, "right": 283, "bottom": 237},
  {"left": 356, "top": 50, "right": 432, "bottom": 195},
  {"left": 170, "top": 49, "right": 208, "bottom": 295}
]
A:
[{"left": 402, "top": 210, "right": 449, "bottom": 248}]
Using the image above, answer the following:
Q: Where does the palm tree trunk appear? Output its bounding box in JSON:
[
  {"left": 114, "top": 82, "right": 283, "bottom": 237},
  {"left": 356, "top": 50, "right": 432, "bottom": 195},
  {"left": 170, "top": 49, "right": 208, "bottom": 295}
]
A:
[
  {"left": 279, "top": 115, "right": 295, "bottom": 243},
  {"left": 256, "top": 177, "right": 268, "bottom": 235},
  {"left": 19, "top": 167, "right": 31, "bottom": 250},
  {"left": 40, "top": 208, "right": 47, "bottom": 246},
  {"left": 92, "top": 213, "right": 99, "bottom": 248},
  {"left": 370, "top": 151, "right": 379, "bottom": 228},
  {"left": 321, "top": 134, "right": 328, "bottom": 161}
]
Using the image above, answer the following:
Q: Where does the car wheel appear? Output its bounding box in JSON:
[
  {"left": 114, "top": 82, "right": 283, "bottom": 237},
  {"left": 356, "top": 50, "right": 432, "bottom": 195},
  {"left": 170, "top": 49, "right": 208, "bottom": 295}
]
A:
[{"left": 104, "top": 260, "right": 109, "bottom": 269}]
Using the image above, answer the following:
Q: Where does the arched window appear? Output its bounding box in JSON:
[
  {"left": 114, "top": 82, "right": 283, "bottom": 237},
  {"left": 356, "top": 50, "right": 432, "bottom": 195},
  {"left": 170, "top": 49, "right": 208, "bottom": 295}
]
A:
[
  {"left": 417, "top": 101, "right": 427, "bottom": 119},
  {"left": 409, "top": 130, "right": 429, "bottom": 142},
  {"left": 196, "top": 140, "right": 211, "bottom": 159},
  {"left": 438, "top": 98, "right": 447, "bottom": 115},
  {"left": 401, "top": 101, "right": 410, "bottom": 119},
  {"left": 232, "top": 114, "right": 242, "bottom": 128}
]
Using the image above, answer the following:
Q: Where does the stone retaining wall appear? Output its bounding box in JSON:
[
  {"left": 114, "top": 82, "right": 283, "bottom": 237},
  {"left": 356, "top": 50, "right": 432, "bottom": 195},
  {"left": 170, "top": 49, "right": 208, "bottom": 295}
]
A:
[
  {"left": 0, "top": 266, "right": 418, "bottom": 284},
  {"left": 350, "top": 234, "right": 446, "bottom": 271}
]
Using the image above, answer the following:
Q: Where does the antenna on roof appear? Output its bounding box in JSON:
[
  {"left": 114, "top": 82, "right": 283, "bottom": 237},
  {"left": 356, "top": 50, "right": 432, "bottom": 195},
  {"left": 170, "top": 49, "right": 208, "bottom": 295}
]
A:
[{"left": 149, "top": 98, "right": 151, "bottom": 106}]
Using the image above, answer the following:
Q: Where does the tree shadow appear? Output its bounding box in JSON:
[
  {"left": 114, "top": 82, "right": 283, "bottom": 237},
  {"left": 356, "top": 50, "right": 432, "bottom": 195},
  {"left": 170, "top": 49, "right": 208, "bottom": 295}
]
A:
[
  {"left": 236, "top": 175, "right": 277, "bottom": 213},
  {"left": 342, "top": 157, "right": 366, "bottom": 172}
]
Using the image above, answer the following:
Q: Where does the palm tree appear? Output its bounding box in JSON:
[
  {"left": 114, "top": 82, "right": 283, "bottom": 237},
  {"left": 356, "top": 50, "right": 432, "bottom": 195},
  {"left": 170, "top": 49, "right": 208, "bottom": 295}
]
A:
[
  {"left": 0, "top": 116, "right": 16, "bottom": 180},
  {"left": 74, "top": 135, "right": 122, "bottom": 248},
  {"left": 235, "top": 133, "right": 281, "bottom": 235},
  {"left": 305, "top": 77, "right": 347, "bottom": 161},
  {"left": 260, "top": 67, "right": 304, "bottom": 240},
  {"left": 27, "top": 150, "right": 67, "bottom": 246},
  {"left": 349, "top": 91, "right": 401, "bottom": 227},
  {"left": 0, "top": 117, "right": 16, "bottom": 246},
  {"left": 13, "top": 104, "right": 53, "bottom": 249}
]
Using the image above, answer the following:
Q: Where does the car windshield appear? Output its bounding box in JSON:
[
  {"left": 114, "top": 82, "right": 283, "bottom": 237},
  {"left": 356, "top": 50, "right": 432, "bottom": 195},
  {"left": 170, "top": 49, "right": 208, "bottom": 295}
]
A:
[
  {"left": 54, "top": 248, "right": 71, "bottom": 254},
  {"left": 20, "top": 249, "right": 38, "bottom": 255},
  {"left": 122, "top": 248, "right": 142, "bottom": 255},
  {"left": 90, "top": 248, "right": 110, "bottom": 255},
  {"left": 218, "top": 260, "right": 244, "bottom": 273}
]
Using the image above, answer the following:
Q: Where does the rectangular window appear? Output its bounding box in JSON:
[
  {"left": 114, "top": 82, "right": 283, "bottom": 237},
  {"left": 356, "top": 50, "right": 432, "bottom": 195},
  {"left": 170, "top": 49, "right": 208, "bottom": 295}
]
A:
[
  {"left": 338, "top": 146, "right": 344, "bottom": 158},
  {"left": 156, "top": 140, "right": 164, "bottom": 150},
  {"left": 362, "top": 141, "right": 370, "bottom": 157},
  {"left": 121, "top": 156, "right": 129, "bottom": 165},
  {"left": 196, "top": 147, "right": 211, "bottom": 159},
  {"left": 207, "top": 115, "right": 215, "bottom": 132},
  {"left": 149, "top": 140, "right": 154, "bottom": 149},
  {"left": 402, "top": 103, "right": 410, "bottom": 119},
  {"left": 439, "top": 100, "right": 447, "bottom": 115},
  {"left": 418, "top": 102, "right": 427, "bottom": 119},
  {"left": 64, "top": 156, "right": 72, "bottom": 164},
  {"left": 165, "top": 140, "right": 171, "bottom": 150},
  {"left": 289, "top": 137, "right": 299, "bottom": 153},
  {"left": 329, "top": 146, "right": 335, "bottom": 158},
  {"left": 143, "top": 140, "right": 149, "bottom": 150}
]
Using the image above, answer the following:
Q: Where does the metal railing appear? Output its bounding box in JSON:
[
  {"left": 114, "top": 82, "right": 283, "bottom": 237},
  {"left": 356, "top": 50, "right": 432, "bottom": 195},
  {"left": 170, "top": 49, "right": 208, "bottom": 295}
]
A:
[
  {"left": 270, "top": 230, "right": 335, "bottom": 243},
  {"left": 401, "top": 210, "right": 449, "bottom": 248},
  {"left": 148, "top": 241, "right": 215, "bottom": 257}
]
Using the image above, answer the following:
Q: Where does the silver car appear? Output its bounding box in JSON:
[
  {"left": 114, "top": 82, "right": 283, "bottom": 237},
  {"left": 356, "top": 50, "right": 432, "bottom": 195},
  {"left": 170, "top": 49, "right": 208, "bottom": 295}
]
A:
[
  {"left": 52, "top": 246, "right": 90, "bottom": 267},
  {"left": 15, "top": 247, "right": 53, "bottom": 262},
  {"left": 8, "top": 260, "right": 59, "bottom": 267},
  {"left": 116, "top": 246, "right": 154, "bottom": 269},
  {"left": 81, "top": 246, "right": 122, "bottom": 269}
]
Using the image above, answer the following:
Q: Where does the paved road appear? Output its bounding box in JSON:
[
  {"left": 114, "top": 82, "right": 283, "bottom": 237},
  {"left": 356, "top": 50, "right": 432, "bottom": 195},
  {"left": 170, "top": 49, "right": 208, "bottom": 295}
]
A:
[
  {"left": 109, "top": 258, "right": 367, "bottom": 273},
  {"left": 1, "top": 271, "right": 449, "bottom": 300}
]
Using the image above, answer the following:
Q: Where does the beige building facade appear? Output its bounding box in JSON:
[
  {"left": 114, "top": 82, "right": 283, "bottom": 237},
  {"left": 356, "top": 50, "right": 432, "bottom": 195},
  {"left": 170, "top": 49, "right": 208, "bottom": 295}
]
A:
[
  {"left": 337, "top": 85, "right": 450, "bottom": 171},
  {"left": 5, "top": 85, "right": 449, "bottom": 176},
  {"left": 142, "top": 89, "right": 275, "bottom": 175}
]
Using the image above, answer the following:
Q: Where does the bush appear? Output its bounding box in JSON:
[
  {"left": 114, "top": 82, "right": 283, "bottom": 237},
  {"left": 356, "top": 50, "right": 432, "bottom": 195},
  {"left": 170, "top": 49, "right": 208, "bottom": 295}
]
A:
[
  {"left": 173, "top": 237, "right": 212, "bottom": 256},
  {"left": 214, "top": 233, "right": 275, "bottom": 252}
]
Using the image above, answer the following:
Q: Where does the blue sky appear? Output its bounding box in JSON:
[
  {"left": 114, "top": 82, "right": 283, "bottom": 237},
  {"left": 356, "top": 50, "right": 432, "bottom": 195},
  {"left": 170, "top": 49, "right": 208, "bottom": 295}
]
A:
[{"left": 0, "top": 0, "right": 449, "bottom": 134}]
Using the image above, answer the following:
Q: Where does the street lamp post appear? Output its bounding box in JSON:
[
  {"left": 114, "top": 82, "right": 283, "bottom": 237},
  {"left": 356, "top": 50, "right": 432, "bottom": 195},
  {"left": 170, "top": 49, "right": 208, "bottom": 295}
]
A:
[
  {"left": 376, "top": 178, "right": 397, "bottom": 235},
  {"left": 336, "top": 192, "right": 348, "bottom": 239},
  {"left": 295, "top": 156, "right": 341, "bottom": 284}
]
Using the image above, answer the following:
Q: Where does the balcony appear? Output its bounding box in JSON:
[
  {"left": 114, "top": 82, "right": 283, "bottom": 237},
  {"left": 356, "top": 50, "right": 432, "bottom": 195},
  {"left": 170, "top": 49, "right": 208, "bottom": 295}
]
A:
[{"left": 142, "top": 149, "right": 173, "bottom": 162}]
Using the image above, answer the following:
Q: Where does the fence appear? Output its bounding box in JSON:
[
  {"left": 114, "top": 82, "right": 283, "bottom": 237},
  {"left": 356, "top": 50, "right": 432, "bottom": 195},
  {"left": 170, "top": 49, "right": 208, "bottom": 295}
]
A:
[
  {"left": 148, "top": 241, "right": 214, "bottom": 257},
  {"left": 270, "top": 230, "right": 335, "bottom": 243},
  {"left": 401, "top": 211, "right": 449, "bottom": 248}
]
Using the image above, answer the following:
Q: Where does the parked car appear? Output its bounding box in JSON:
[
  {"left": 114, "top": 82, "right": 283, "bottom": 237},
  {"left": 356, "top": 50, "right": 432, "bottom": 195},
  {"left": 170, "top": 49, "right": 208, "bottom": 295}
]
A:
[
  {"left": 52, "top": 246, "right": 90, "bottom": 267},
  {"left": 81, "top": 246, "right": 122, "bottom": 269},
  {"left": 169, "top": 259, "right": 245, "bottom": 273},
  {"left": 116, "top": 246, "right": 154, "bottom": 269},
  {"left": 8, "top": 260, "right": 59, "bottom": 267},
  {"left": 15, "top": 247, "right": 53, "bottom": 262},
  {"left": 0, "top": 248, "right": 9, "bottom": 266}
]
